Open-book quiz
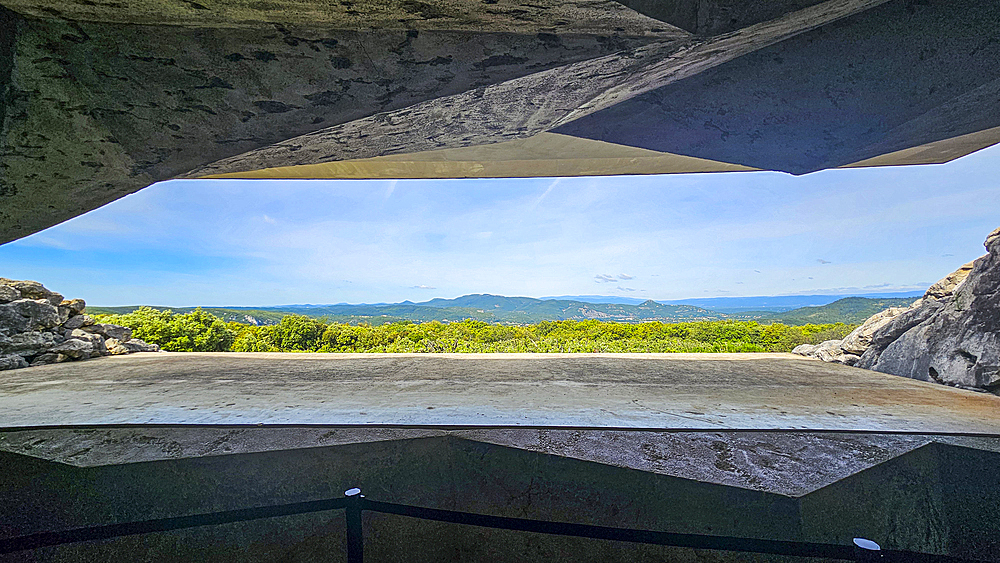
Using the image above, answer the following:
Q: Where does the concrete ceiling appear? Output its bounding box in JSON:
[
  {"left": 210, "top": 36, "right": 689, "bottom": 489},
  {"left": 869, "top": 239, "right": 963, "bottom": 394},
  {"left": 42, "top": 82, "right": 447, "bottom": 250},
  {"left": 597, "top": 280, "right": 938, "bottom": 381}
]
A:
[{"left": 1, "top": 0, "right": 998, "bottom": 244}]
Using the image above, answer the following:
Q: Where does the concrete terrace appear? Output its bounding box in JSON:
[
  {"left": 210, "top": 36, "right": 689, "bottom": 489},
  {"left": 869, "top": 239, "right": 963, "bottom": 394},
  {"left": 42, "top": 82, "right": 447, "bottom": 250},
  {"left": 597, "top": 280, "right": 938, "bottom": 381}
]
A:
[
  {"left": 2, "top": 352, "right": 999, "bottom": 432},
  {"left": 5, "top": 353, "right": 1000, "bottom": 562}
]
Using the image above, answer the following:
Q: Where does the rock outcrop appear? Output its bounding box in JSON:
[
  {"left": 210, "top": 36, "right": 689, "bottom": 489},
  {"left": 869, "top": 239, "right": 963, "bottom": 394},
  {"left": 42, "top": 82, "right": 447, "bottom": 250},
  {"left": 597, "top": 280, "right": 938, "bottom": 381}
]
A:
[
  {"left": 795, "top": 227, "right": 999, "bottom": 393},
  {"left": 0, "top": 278, "right": 160, "bottom": 371},
  {"left": 856, "top": 228, "right": 1000, "bottom": 392}
]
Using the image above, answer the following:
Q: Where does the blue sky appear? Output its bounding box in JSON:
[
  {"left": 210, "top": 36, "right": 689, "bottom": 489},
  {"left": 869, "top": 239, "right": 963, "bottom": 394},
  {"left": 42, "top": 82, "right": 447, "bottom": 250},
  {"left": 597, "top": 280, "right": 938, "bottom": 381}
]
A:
[{"left": 2, "top": 145, "right": 999, "bottom": 307}]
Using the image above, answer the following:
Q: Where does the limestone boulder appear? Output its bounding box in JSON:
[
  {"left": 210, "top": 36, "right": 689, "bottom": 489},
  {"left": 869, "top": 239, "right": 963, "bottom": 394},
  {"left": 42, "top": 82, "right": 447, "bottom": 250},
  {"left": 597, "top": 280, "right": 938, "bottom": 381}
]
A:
[
  {"left": 47, "top": 339, "right": 94, "bottom": 360},
  {"left": 0, "top": 299, "right": 63, "bottom": 333},
  {"left": 83, "top": 323, "right": 132, "bottom": 342},
  {"left": 813, "top": 339, "right": 861, "bottom": 366},
  {"left": 69, "top": 329, "right": 108, "bottom": 357},
  {"left": 63, "top": 314, "right": 96, "bottom": 330},
  {"left": 858, "top": 226, "right": 1000, "bottom": 392},
  {"left": 840, "top": 306, "right": 913, "bottom": 356},
  {"left": 791, "top": 344, "right": 817, "bottom": 356},
  {"left": 29, "top": 352, "right": 72, "bottom": 367},
  {"left": 106, "top": 338, "right": 160, "bottom": 355},
  {"left": 0, "top": 286, "right": 20, "bottom": 304},
  {"left": 0, "top": 331, "right": 64, "bottom": 357},
  {"left": 924, "top": 260, "right": 975, "bottom": 300},
  {"left": 60, "top": 298, "right": 86, "bottom": 315},
  {"left": 0, "top": 279, "right": 63, "bottom": 305},
  {"left": 792, "top": 339, "right": 859, "bottom": 366},
  {"left": 0, "top": 280, "right": 147, "bottom": 370},
  {"left": 0, "top": 354, "right": 29, "bottom": 371}
]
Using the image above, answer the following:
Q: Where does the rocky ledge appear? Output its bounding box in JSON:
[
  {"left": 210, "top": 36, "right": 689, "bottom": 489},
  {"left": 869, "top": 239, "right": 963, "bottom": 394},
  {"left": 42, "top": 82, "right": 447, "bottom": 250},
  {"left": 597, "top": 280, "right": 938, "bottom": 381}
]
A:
[
  {"left": 795, "top": 226, "right": 1000, "bottom": 393},
  {"left": 0, "top": 279, "right": 159, "bottom": 371}
]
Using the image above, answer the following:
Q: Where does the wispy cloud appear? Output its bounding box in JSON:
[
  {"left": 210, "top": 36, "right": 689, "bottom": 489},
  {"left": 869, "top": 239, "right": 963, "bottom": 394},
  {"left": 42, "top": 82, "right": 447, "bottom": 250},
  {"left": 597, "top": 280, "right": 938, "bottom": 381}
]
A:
[
  {"left": 617, "top": 286, "right": 635, "bottom": 292},
  {"left": 3, "top": 141, "right": 997, "bottom": 306},
  {"left": 530, "top": 178, "right": 561, "bottom": 210},
  {"left": 816, "top": 259, "right": 831, "bottom": 264}
]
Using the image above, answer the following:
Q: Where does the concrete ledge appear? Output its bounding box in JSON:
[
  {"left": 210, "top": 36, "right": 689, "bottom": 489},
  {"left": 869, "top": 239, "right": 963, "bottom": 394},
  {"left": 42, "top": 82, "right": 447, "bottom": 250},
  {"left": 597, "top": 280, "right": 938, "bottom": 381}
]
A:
[{"left": 2, "top": 352, "right": 999, "bottom": 432}]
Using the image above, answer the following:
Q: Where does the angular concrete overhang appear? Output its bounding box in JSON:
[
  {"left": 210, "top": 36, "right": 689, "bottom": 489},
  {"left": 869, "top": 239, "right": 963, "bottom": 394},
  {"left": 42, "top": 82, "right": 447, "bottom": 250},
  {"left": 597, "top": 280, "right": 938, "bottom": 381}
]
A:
[{"left": 1, "top": 0, "right": 999, "bottom": 243}]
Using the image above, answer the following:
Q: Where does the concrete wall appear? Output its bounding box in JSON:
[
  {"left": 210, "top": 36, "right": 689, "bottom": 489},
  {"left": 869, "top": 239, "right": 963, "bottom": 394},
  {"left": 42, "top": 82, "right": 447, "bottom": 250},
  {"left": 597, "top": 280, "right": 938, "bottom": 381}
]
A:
[{"left": 3, "top": 433, "right": 999, "bottom": 562}]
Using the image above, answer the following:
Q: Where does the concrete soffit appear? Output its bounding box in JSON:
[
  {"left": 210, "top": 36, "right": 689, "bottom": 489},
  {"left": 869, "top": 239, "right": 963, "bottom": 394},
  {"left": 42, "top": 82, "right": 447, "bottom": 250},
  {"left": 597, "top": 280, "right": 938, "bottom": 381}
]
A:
[{"left": 185, "top": 0, "right": 894, "bottom": 180}]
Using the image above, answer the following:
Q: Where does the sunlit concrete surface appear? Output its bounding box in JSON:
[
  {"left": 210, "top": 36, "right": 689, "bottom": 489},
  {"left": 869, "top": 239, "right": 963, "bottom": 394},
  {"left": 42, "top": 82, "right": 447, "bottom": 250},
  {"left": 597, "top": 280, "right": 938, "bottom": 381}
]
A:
[{"left": 2, "top": 352, "right": 999, "bottom": 432}]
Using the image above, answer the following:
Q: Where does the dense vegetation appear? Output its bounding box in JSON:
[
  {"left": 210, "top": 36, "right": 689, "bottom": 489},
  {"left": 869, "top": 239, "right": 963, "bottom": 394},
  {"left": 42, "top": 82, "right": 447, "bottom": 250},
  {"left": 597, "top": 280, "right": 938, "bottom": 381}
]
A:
[{"left": 96, "top": 307, "right": 855, "bottom": 354}]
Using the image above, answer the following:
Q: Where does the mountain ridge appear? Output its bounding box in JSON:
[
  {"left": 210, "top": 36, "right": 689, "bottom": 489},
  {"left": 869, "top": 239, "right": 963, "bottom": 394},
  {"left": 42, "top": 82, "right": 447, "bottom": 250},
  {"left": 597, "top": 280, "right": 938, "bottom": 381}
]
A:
[{"left": 89, "top": 294, "right": 921, "bottom": 326}]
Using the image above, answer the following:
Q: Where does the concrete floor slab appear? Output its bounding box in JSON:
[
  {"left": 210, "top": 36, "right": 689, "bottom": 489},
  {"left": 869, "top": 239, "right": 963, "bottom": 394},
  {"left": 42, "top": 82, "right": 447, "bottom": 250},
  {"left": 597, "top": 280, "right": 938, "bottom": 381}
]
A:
[{"left": 2, "top": 353, "right": 999, "bottom": 432}]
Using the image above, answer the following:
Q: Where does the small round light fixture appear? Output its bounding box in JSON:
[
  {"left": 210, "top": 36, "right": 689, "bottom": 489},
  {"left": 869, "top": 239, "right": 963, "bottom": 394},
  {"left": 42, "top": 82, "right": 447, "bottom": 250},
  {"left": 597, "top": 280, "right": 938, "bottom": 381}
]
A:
[{"left": 853, "top": 538, "right": 880, "bottom": 551}]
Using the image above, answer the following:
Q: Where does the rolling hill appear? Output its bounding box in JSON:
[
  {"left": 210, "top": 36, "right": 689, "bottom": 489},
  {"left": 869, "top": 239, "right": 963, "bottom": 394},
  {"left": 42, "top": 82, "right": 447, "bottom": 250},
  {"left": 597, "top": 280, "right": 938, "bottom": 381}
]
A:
[{"left": 88, "top": 295, "right": 921, "bottom": 326}]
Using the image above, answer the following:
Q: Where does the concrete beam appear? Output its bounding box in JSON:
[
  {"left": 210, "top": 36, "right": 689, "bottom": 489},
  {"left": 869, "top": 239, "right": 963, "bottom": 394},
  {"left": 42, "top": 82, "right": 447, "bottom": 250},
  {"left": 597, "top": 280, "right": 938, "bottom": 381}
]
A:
[{"left": 2, "top": 0, "right": 998, "bottom": 243}]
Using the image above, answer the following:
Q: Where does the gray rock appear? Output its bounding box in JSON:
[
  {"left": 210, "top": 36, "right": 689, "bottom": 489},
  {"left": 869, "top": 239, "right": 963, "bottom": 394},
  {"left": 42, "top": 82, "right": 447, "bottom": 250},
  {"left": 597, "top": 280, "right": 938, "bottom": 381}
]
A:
[
  {"left": 0, "top": 299, "right": 63, "bottom": 333},
  {"left": 924, "top": 260, "right": 976, "bottom": 300},
  {"left": 859, "top": 227, "right": 1000, "bottom": 392},
  {"left": 0, "top": 285, "right": 20, "bottom": 304},
  {"left": 0, "top": 331, "right": 64, "bottom": 357},
  {"left": 791, "top": 344, "right": 817, "bottom": 356},
  {"left": 797, "top": 339, "right": 859, "bottom": 366},
  {"left": 48, "top": 339, "right": 94, "bottom": 360},
  {"left": 60, "top": 298, "right": 86, "bottom": 315},
  {"left": 0, "top": 279, "right": 63, "bottom": 305},
  {"left": 105, "top": 338, "right": 128, "bottom": 356},
  {"left": 106, "top": 338, "right": 160, "bottom": 354},
  {"left": 125, "top": 339, "right": 160, "bottom": 353},
  {"left": 986, "top": 226, "right": 1000, "bottom": 253},
  {"left": 813, "top": 340, "right": 844, "bottom": 363},
  {"left": 0, "top": 354, "right": 29, "bottom": 371},
  {"left": 62, "top": 314, "right": 95, "bottom": 330},
  {"left": 29, "top": 352, "right": 71, "bottom": 367},
  {"left": 840, "top": 306, "right": 912, "bottom": 356},
  {"left": 69, "top": 329, "right": 107, "bottom": 356},
  {"left": 83, "top": 323, "right": 131, "bottom": 341},
  {"left": 838, "top": 353, "right": 862, "bottom": 367}
]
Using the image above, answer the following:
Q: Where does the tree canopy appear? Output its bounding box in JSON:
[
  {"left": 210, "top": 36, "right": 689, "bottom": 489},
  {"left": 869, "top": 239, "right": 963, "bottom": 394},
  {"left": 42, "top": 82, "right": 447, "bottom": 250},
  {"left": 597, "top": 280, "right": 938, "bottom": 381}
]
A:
[{"left": 95, "top": 309, "right": 855, "bottom": 354}]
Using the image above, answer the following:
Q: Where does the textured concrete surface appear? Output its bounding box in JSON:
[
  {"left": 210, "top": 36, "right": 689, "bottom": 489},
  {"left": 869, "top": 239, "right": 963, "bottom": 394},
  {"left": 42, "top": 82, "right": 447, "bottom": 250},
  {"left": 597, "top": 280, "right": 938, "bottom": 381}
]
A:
[
  {"left": 3, "top": 427, "right": 999, "bottom": 562},
  {"left": 5, "top": 425, "right": 1000, "bottom": 498},
  {"left": 183, "top": 0, "right": 889, "bottom": 179},
  {"left": 555, "top": 0, "right": 1000, "bottom": 174},
  {"left": 5, "top": 0, "right": 1000, "bottom": 243},
  {"left": 2, "top": 352, "right": 1000, "bottom": 431}
]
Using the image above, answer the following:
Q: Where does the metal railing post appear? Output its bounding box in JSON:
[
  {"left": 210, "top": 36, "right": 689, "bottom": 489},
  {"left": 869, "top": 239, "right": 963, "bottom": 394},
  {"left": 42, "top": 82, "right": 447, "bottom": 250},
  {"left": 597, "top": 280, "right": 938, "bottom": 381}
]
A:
[{"left": 344, "top": 488, "right": 364, "bottom": 563}]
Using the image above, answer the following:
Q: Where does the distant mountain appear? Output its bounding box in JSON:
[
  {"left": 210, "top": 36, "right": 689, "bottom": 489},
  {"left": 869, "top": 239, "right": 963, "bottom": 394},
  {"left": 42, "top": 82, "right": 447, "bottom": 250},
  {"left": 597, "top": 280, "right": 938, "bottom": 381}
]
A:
[
  {"left": 90, "top": 295, "right": 732, "bottom": 325},
  {"left": 539, "top": 295, "right": 650, "bottom": 305},
  {"left": 764, "top": 297, "right": 920, "bottom": 325},
  {"left": 659, "top": 292, "right": 924, "bottom": 312},
  {"left": 89, "top": 294, "right": 921, "bottom": 326}
]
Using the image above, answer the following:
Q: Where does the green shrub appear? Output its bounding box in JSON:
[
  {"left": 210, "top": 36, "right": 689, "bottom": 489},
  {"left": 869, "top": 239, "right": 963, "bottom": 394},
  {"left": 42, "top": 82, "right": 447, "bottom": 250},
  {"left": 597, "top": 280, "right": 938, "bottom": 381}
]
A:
[{"left": 95, "top": 307, "right": 235, "bottom": 352}]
